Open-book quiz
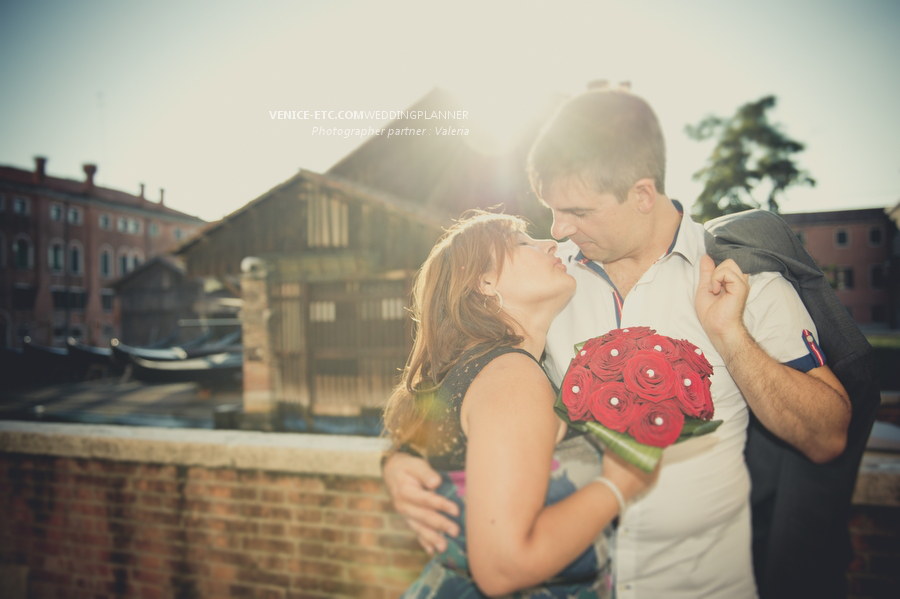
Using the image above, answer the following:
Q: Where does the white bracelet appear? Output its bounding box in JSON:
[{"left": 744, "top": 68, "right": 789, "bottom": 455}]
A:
[{"left": 594, "top": 476, "right": 626, "bottom": 516}]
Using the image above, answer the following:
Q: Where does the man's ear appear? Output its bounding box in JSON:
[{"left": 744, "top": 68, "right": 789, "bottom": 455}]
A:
[{"left": 630, "top": 178, "right": 658, "bottom": 214}]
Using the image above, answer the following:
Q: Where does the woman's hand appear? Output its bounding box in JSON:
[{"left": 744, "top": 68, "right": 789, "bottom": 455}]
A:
[
  {"left": 382, "top": 452, "right": 460, "bottom": 554},
  {"left": 600, "top": 451, "right": 660, "bottom": 504}
]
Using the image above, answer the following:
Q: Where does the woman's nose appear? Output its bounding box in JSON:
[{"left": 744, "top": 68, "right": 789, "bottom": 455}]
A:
[{"left": 540, "top": 239, "right": 559, "bottom": 254}]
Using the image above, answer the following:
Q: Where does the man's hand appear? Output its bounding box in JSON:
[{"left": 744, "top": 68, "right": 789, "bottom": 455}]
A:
[
  {"left": 693, "top": 254, "right": 851, "bottom": 464},
  {"left": 382, "top": 452, "right": 460, "bottom": 554},
  {"left": 695, "top": 255, "right": 751, "bottom": 351}
]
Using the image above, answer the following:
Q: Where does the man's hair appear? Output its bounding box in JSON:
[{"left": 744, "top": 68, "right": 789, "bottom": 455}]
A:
[{"left": 528, "top": 89, "right": 666, "bottom": 203}]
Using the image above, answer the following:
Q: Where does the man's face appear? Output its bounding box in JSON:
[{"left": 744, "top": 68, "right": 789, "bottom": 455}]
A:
[{"left": 543, "top": 178, "right": 640, "bottom": 264}]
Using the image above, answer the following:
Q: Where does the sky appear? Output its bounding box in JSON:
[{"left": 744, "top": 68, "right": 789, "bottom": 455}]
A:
[{"left": 1, "top": 0, "right": 898, "bottom": 223}]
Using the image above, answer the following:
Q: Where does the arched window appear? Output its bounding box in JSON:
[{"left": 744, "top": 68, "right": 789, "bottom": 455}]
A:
[
  {"left": 99, "top": 245, "right": 113, "bottom": 279},
  {"left": 48, "top": 239, "right": 65, "bottom": 273},
  {"left": 118, "top": 247, "right": 130, "bottom": 276},
  {"left": 12, "top": 197, "right": 30, "bottom": 216},
  {"left": 12, "top": 236, "right": 32, "bottom": 270},
  {"left": 132, "top": 248, "right": 144, "bottom": 270},
  {"left": 69, "top": 241, "right": 84, "bottom": 275}
]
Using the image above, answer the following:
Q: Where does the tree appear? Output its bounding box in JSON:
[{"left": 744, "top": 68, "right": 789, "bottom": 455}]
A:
[{"left": 686, "top": 96, "right": 815, "bottom": 222}]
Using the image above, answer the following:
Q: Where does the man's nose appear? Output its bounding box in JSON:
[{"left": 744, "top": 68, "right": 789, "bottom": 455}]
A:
[{"left": 550, "top": 215, "right": 575, "bottom": 241}]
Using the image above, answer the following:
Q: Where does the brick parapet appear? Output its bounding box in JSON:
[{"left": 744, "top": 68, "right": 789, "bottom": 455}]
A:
[
  {"left": 1, "top": 422, "right": 899, "bottom": 598},
  {"left": 0, "top": 422, "right": 425, "bottom": 598}
]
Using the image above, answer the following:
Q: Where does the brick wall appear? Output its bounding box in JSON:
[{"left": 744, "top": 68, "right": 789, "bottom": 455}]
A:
[
  {"left": 0, "top": 454, "right": 429, "bottom": 598},
  {"left": 1, "top": 422, "right": 898, "bottom": 598},
  {"left": 847, "top": 505, "right": 900, "bottom": 599},
  {"left": 0, "top": 422, "right": 430, "bottom": 598}
]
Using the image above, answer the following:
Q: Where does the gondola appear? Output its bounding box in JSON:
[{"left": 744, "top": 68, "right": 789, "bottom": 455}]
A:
[
  {"left": 184, "top": 329, "right": 242, "bottom": 358},
  {"left": 127, "top": 351, "right": 242, "bottom": 388},
  {"left": 22, "top": 336, "right": 69, "bottom": 382},
  {"left": 175, "top": 329, "right": 213, "bottom": 350},
  {"left": 110, "top": 338, "right": 188, "bottom": 367},
  {"left": 66, "top": 338, "right": 114, "bottom": 378},
  {"left": 0, "top": 347, "right": 27, "bottom": 390},
  {"left": 141, "top": 328, "right": 181, "bottom": 349}
]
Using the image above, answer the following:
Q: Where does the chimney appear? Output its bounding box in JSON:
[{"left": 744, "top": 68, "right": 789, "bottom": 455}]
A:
[
  {"left": 139, "top": 183, "right": 145, "bottom": 199},
  {"left": 34, "top": 156, "right": 47, "bottom": 182},
  {"left": 587, "top": 79, "right": 610, "bottom": 91},
  {"left": 83, "top": 164, "right": 97, "bottom": 190},
  {"left": 159, "top": 188, "right": 165, "bottom": 205}
]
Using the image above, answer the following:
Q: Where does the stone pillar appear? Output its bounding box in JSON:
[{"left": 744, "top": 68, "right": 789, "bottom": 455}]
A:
[{"left": 240, "top": 257, "right": 275, "bottom": 418}]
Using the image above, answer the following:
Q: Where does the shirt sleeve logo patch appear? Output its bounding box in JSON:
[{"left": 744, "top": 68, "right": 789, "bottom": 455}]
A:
[{"left": 801, "top": 329, "right": 826, "bottom": 368}]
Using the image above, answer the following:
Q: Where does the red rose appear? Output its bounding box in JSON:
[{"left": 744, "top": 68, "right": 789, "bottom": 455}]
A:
[
  {"left": 673, "top": 363, "right": 714, "bottom": 420},
  {"left": 561, "top": 366, "right": 595, "bottom": 421},
  {"left": 570, "top": 351, "right": 589, "bottom": 369},
  {"left": 571, "top": 338, "right": 602, "bottom": 368},
  {"left": 580, "top": 337, "right": 605, "bottom": 353},
  {"left": 637, "top": 334, "right": 680, "bottom": 360},
  {"left": 628, "top": 400, "right": 685, "bottom": 447},
  {"left": 602, "top": 326, "right": 656, "bottom": 343},
  {"left": 588, "top": 337, "right": 637, "bottom": 380},
  {"left": 587, "top": 381, "right": 636, "bottom": 433},
  {"left": 622, "top": 350, "right": 677, "bottom": 402},
  {"left": 673, "top": 339, "right": 714, "bottom": 378}
]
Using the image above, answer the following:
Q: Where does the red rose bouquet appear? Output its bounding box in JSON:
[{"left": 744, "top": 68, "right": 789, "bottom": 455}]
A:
[{"left": 555, "top": 327, "right": 722, "bottom": 472}]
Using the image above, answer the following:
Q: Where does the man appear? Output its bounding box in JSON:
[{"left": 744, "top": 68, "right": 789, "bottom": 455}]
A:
[{"left": 382, "top": 89, "right": 851, "bottom": 598}]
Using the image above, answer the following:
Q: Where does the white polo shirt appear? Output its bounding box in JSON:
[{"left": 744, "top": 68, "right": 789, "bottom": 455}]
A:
[{"left": 544, "top": 208, "right": 824, "bottom": 599}]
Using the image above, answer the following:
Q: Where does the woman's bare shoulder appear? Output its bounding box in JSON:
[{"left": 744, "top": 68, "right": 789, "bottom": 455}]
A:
[{"left": 465, "top": 351, "right": 555, "bottom": 408}]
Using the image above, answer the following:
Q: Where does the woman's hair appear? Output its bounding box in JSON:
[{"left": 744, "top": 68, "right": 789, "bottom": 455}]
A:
[{"left": 383, "top": 211, "right": 528, "bottom": 452}]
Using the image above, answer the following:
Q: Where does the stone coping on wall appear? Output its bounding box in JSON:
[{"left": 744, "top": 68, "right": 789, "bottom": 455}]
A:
[
  {"left": 0, "top": 421, "right": 898, "bottom": 506},
  {"left": 0, "top": 421, "right": 390, "bottom": 478},
  {"left": 854, "top": 451, "right": 900, "bottom": 507}
]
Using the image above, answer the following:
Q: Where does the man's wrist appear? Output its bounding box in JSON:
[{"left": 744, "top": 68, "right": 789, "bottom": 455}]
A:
[
  {"left": 708, "top": 324, "right": 753, "bottom": 362},
  {"left": 380, "top": 443, "right": 423, "bottom": 472}
]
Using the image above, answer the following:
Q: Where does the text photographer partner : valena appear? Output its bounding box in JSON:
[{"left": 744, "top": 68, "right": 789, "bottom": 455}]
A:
[{"left": 310, "top": 126, "right": 469, "bottom": 138}]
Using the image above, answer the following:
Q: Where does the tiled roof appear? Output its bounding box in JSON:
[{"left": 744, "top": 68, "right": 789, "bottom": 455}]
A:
[
  {"left": 0, "top": 164, "right": 205, "bottom": 223},
  {"left": 171, "top": 169, "right": 449, "bottom": 256},
  {"left": 780, "top": 207, "right": 890, "bottom": 226}
]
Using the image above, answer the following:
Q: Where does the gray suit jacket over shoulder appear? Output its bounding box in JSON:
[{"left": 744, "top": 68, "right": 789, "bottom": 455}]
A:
[{"left": 704, "top": 209, "right": 880, "bottom": 599}]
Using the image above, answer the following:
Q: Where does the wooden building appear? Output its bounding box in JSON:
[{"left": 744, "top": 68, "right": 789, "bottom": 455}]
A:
[
  {"left": 109, "top": 255, "right": 203, "bottom": 346},
  {"left": 174, "top": 88, "right": 562, "bottom": 418},
  {"left": 175, "top": 170, "right": 447, "bottom": 417},
  {"left": 326, "top": 87, "right": 560, "bottom": 237}
]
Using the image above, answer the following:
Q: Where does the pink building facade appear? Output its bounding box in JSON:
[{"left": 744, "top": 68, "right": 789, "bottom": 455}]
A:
[
  {"left": 781, "top": 207, "right": 899, "bottom": 328},
  {"left": 0, "top": 158, "right": 205, "bottom": 348}
]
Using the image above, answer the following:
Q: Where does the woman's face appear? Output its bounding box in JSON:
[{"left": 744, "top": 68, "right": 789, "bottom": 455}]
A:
[{"left": 491, "top": 233, "right": 576, "bottom": 312}]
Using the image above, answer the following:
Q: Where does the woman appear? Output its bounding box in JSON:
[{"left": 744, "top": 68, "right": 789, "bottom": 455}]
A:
[{"left": 383, "top": 212, "right": 656, "bottom": 598}]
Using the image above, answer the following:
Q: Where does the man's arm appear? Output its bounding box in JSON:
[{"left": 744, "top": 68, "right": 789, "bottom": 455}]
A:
[
  {"left": 381, "top": 452, "right": 459, "bottom": 554},
  {"left": 695, "top": 256, "right": 851, "bottom": 464}
]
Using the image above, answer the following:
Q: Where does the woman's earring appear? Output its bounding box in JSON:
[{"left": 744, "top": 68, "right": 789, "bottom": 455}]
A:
[{"left": 483, "top": 291, "right": 503, "bottom": 313}]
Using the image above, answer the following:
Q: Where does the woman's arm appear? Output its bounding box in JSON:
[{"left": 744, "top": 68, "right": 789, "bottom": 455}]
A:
[{"left": 462, "top": 353, "right": 653, "bottom": 596}]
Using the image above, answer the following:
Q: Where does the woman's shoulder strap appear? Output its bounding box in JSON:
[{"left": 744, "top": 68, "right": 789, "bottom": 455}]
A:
[{"left": 441, "top": 346, "right": 541, "bottom": 404}]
